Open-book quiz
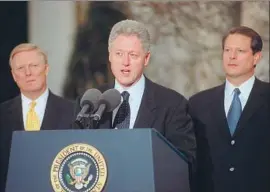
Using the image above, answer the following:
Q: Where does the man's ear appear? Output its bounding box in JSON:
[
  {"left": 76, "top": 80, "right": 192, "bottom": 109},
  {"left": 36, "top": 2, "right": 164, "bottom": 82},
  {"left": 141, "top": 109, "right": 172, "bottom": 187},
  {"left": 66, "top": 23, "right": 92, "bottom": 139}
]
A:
[
  {"left": 144, "top": 52, "right": 151, "bottom": 67},
  {"left": 253, "top": 51, "right": 262, "bottom": 67},
  {"left": 45, "top": 64, "right": 49, "bottom": 76}
]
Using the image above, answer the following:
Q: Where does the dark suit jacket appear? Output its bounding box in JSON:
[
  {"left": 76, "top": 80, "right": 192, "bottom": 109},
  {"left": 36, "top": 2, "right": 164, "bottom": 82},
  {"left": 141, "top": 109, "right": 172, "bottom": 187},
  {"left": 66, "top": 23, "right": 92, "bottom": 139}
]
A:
[
  {"left": 189, "top": 78, "right": 270, "bottom": 192},
  {"left": 0, "top": 91, "right": 75, "bottom": 191},
  {"left": 74, "top": 77, "right": 196, "bottom": 163}
]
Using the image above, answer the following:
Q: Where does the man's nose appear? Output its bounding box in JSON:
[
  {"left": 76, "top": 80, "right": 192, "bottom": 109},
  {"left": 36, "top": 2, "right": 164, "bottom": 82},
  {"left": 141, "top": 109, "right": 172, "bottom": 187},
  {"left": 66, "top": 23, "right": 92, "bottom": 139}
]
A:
[
  {"left": 24, "top": 66, "right": 31, "bottom": 76},
  {"left": 229, "top": 50, "right": 237, "bottom": 59},
  {"left": 122, "top": 54, "right": 130, "bottom": 66}
]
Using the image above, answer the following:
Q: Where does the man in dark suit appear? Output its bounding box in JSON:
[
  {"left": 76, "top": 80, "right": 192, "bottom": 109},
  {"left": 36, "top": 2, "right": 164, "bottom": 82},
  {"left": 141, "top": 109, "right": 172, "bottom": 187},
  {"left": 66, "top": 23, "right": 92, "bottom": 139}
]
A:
[
  {"left": 189, "top": 26, "right": 270, "bottom": 192},
  {"left": 74, "top": 19, "right": 196, "bottom": 167},
  {"left": 0, "top": 43, "right": 75, "bottom": 191}
]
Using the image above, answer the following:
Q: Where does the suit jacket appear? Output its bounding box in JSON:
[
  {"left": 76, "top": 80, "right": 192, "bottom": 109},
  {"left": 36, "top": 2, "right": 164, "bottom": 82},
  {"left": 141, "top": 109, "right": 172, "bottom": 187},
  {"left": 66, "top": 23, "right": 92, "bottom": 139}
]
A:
[
  {"left": 0, "top": 91, "right": 75, "bottom": 191},
  {"left": 189, "top": 78, "right": 270, "bottom": 192},
  {"left": 74, "top": 77, "right": 196, "bottom": 163}
]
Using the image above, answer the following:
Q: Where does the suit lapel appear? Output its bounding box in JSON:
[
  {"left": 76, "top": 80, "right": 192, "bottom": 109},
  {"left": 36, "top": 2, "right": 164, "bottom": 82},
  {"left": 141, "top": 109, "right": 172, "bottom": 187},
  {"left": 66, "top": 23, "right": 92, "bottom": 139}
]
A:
[
  {"left": 8, "top": 96, "right": 24, "bottom": 131},
  {"left": 210, "top": 84, "right": 231, "bottom": 139},
  {"left": 133, "top": 78, "right": 157, "bottom": 128},
  {"left": 98, "top": 112, "right": 112, "bottom": 129},
  {"left": 234, "top": 78, "right": 266, "bottom": 136},
  {"left": 41, "top": 91, "right": 59, "bottom": 130}
]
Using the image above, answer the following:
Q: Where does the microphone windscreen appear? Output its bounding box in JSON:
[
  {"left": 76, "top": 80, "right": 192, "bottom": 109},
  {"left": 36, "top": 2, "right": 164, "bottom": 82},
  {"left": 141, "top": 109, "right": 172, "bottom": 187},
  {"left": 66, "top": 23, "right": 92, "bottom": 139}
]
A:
[
  {"left": 99, "top": 89, "right": 121, "bottom": 112},
  {"left": 80, "top": 88, "right": 102, "bottom": 111}
]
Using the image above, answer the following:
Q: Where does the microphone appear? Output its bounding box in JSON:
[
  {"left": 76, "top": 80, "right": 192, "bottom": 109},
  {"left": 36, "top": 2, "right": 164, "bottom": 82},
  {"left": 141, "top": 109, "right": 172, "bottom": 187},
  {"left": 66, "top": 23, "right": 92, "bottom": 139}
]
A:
[
  {"left": 75, "top": 88, "right": 102, "bottom": 122},
  {"left": 92, "top": 89, "right": 121, "bottom": 121}
]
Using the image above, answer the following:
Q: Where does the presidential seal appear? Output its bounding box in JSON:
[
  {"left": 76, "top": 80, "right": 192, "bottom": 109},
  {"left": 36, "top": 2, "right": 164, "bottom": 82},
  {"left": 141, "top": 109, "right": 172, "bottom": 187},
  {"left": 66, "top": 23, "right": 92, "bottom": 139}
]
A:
[{"left": 51, "top": 143, "right": 107, "bottom": 192}]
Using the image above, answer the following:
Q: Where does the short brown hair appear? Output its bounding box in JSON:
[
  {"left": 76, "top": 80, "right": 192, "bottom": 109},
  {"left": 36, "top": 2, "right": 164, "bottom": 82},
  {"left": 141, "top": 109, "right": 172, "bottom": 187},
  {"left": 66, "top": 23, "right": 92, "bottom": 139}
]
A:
[
  {"left": 9, "top": 43, "right": 48, "bottom": 66},
  {"left": 222, "top": 26, "right": 263, "bottom": 54}
]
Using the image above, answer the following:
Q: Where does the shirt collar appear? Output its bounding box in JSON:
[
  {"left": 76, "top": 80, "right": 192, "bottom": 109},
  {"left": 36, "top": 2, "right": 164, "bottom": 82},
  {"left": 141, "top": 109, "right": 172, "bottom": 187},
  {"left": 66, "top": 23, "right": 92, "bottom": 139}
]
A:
[
  {"left": 225, "top": 75, "right": 255, "bottom": 99},
  {"left": 114, "top": 75, "right": 145, "bottom": 99},
  {"left": 21, "top": 88, "right": 49, "bottom": 106}
]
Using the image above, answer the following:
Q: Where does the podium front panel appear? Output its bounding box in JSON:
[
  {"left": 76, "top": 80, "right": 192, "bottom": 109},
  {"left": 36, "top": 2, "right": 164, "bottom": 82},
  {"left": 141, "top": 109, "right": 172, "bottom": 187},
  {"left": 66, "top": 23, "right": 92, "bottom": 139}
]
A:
[{"left": 6, "top": 129, "right": 156, "bottom": 192}]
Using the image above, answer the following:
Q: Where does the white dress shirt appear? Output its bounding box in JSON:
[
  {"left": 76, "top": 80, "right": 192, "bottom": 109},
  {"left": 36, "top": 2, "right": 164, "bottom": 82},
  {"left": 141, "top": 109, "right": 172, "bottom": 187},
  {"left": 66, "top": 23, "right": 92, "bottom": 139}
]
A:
[
  {"left": 21, "top": 88, "right": 49, "bottom": 129},
  {"left": 113, "top": 75, "right": 145, "bottom": 129},
  {"left": 224, "top": 75, "right": 255, "bottom": 116}
]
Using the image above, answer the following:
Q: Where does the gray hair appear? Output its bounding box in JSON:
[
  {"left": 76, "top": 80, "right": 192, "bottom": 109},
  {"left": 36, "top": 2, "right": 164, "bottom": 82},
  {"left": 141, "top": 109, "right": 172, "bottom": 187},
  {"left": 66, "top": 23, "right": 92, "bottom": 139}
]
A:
[
  {"left": 108, "top": 19, "right": 151, "bottom": 53},
  {"left": 9, "top": 43, "right": 48, "bottom": 66}
]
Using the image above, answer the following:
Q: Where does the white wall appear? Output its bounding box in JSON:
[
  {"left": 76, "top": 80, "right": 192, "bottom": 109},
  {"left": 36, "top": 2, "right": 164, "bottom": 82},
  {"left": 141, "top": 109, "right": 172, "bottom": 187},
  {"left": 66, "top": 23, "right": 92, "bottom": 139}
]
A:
[{"left": 28, "top": 1, "right": 76, "bottom": 96}]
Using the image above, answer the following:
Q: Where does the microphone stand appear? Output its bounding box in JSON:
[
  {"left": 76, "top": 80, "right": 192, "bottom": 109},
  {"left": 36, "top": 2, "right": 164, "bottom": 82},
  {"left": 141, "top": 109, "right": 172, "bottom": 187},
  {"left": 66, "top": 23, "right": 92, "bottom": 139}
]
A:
[{"left": 74, "top": 114, "right": 97, "bottom": 129}]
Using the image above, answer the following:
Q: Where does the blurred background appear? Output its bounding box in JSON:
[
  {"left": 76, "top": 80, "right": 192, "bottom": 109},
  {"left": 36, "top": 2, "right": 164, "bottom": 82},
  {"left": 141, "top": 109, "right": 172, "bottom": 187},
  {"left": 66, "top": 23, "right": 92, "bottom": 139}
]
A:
[{"left": 0, "top": 1, "right": 269, "bottom": 103}]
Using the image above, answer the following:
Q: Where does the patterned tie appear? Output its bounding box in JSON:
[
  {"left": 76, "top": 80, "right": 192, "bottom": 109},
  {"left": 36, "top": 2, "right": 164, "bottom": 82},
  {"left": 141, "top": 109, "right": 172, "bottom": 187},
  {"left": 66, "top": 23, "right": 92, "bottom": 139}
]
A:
[
  {"left": 227, "top": 88, "right": 242, "bottom": 135},
  {"left": 113, "top": 91, "right": 130, "bottom": 129},
  {"left": 25, "top": 101, "right": 40, "bottom": 131}
]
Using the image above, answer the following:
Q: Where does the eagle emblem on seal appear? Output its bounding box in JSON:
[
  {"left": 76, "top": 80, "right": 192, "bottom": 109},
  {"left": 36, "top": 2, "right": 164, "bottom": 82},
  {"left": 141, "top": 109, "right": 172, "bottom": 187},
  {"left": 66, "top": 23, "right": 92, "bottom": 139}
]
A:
[{"left": 65, "top": 158, "right": 93, "bottom": 190}]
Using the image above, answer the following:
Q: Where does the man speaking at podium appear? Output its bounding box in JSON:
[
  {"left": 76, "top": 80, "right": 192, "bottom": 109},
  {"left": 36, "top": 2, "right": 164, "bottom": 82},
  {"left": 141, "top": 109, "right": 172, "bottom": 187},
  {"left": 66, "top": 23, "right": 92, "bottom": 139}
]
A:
[
  {"left": 0, "top": 43, "right": 75, "bottom": 191},
  {"left": 75, "top": 19, "right": 196, "bottom": 170}
]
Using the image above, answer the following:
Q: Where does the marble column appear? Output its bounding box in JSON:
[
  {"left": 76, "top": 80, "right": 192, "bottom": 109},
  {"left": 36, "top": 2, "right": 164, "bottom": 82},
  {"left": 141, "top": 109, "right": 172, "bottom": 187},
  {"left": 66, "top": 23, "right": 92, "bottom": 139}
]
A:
[{"left": 28, "top": 1, "right": 76, "bottom": 96}]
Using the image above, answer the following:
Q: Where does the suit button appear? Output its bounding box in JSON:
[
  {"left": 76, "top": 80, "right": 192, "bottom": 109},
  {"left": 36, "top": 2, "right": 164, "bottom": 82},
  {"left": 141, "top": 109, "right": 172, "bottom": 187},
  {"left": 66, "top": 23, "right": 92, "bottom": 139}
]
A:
[
  {"left": 229, "top": 167, "right": 235, "bottom": 172},
  {"left": 231, "top": 140, "right": 235, "bottom": 145}
]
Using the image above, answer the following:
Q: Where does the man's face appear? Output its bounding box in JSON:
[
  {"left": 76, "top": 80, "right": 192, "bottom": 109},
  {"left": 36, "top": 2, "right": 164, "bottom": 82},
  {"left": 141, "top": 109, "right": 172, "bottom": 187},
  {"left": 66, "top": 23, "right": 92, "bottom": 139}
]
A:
[
  {"left": 109, "top": 35, "right": 150, "bottom": 87},
  {"left": 222, "top": 33, "right": 261, "bottom": 82},
  {"left": 11, "top": 50, "right": 49, "bottom": 96}
]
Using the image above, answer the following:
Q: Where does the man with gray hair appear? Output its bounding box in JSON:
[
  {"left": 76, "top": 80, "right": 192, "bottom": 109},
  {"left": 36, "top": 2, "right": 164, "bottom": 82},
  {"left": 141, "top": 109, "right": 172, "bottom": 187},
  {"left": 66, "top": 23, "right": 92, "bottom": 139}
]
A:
[{"left": 75, "top": 19, "right": 196, "bottom": 166}]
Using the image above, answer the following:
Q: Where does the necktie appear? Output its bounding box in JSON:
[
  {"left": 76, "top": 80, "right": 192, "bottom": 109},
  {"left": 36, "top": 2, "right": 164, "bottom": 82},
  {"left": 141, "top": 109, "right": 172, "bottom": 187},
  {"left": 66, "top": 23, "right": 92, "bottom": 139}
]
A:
[
  {"left": 227, "top": 88, "right": 242, "bottom": 135},
  {"left": 113, "top": 91, "right": 130, "bottom": 129},
  {"left": 26, "top": 101, "right": 40, "bottom": 131}
]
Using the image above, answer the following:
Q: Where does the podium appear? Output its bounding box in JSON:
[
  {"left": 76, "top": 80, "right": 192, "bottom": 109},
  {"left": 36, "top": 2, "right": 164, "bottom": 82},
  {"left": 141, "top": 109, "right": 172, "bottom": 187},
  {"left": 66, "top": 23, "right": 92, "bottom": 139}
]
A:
[{"left": 6, "top": 128, "right": 190, "bottom": 192}]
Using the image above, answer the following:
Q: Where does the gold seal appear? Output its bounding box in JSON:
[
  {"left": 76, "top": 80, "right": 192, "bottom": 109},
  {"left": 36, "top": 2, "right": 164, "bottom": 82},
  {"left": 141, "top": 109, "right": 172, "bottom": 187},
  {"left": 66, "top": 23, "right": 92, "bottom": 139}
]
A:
[{"left": 50, "top": 143, "right": 107, "bottom": 192}]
